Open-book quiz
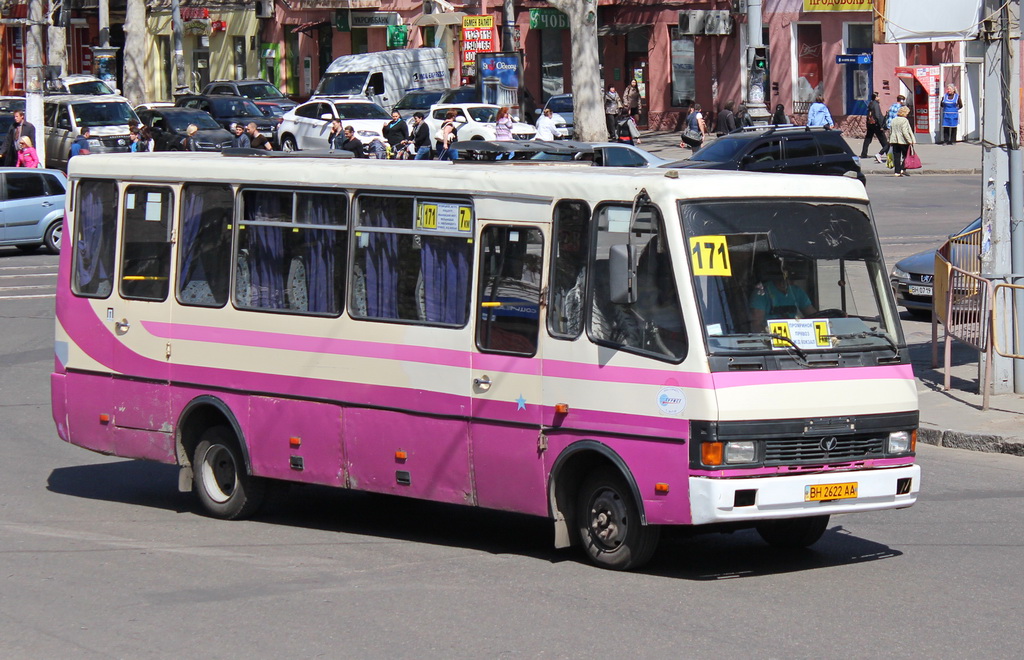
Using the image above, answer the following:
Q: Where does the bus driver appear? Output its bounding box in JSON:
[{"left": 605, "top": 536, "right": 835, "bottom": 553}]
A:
[{"left": 749, "top": 255, "right": 817, "bottom": 329}]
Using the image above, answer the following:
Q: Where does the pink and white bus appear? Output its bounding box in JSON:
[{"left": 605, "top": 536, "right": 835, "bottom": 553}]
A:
[{"left": 51, "top": 151, "right": 919, "bottom": 570}]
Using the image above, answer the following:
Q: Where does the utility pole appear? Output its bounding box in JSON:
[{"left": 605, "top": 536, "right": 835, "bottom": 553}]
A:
[
  {"left": 27, "top": 0, "right": 45, "bottom": 165},
  {"left": 502, "top": 0, "right": 514, "bottom": 53},
  {"left": 744, "top": 0, "right": 770, "bottom": 124},
  {"left": 171, "top": 0, "right": 188, "bottom": 95}
]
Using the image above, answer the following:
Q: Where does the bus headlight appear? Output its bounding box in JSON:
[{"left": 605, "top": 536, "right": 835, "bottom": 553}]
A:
[
  {"left": 724, "top": 441, "right": 756, "bottom": 464},
  {"left": 887, "top": 430, "right": 916, "bottom": 454}
]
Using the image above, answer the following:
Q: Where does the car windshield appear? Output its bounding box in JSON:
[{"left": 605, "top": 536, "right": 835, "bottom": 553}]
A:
[
  {"left": 0, "top": 98, "right": 25, "bottom": 113},
  {"left": 72, "top": 101, "right": 138, "bottom": 127},
  {"left": 68, "top": 80, "right": 116, "bottom": 95},
  {"left": 333, "top": 102, "right": 389, "bottom": 120},
  {"left": 209, "top": 98, "right": 264, "bottom": 118},
  {"left": 316, "top": 72, "right": 368, "bottom": 97},
  {"left": 466, "top": 106, "right": 498, "bottom": 123},
  {"left": 689, "top": 137, "right": 750, "bottom": 162},
  {"left": 238, "top": 82, "right": 287, "bottom": 100},
  {"left": 681, "top": 200, "right": 904, "bottom": 363},
  {"left": 394, "top": 91, "right": 444, "bottom": 110},
  {"left": 163, "top": 111, "right": 222, "bottom": 131},
  {"left": 547, "top": 97, "right": 573, "bottom": 114}
]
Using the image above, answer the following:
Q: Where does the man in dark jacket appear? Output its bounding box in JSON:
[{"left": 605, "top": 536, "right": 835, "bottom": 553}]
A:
[
  {"left": 411, "top": 112, "right": 432, "bottom": 160},
  {"left": 861, "top": 91, "right": 889, "bottom": 163},
  {"left": 715, "top": 101, "right": 737, "bottom": 136},
  {"left": 2, "top": 111, "right": 36, "bottom": 166},
  {"left": 340, "top": 125, "right": 366, "bottom": 158}
]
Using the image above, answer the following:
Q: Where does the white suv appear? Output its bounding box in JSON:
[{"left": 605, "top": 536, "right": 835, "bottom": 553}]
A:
[
  {"left": 43, "top": 95, "right": 139, "bottom": 170},
  {"left": 423, "top": 104, "right": 536, "bottom": 142},
  {"left": 278, "top": 98, "right": 389, "bottom": 151}
]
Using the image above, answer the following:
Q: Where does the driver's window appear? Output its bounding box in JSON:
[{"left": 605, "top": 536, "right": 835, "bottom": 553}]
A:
[
  {"left": 747, "top": 140, "right": 781, "bottom": 163},
  {"left": 367, "top": 72, "right": 385, "bottom": 95},
  {"left": 57, "top": 107, "right": 71, "bottom": 130}
]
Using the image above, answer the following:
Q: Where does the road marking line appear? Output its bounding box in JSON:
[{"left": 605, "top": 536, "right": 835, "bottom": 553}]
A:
[{"left": 0, "top": 294, "right": 54, "bottom": 300}]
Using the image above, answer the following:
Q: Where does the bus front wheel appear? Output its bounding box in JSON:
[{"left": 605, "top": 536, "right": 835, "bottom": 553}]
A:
[
  {"left": 756, "top": 515, "right": 830, "bottom": 548},
  {"left": 575, "top": 468, "right": 660, "bottom": 570},
  {"left": 193, "top": 427, "right": 266, "bottom": 520}
]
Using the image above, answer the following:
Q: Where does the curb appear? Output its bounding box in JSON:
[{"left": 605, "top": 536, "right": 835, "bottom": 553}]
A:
[
  {"left": 864, "top": 168, "right": 981, "bottom": 176},
  {"left": 918, "top": 426, "right": 1024, "bottom": 455}
]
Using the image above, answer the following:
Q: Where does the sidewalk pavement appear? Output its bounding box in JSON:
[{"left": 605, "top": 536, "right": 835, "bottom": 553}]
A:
[{"left": 637, "top": 128, "right": 1022, "bottom": 457}]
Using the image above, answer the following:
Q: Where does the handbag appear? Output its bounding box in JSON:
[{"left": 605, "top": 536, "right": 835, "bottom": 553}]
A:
[
  {"left": 682, "top": 127, "right": 702, "bottom": 142},
  {"left": 904, "top": 145, "right": 922, "bottom": 170}
]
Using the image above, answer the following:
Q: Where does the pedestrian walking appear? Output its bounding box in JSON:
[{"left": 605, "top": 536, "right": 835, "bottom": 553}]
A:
[
  {"left": 70, "top": 127, "right": 92, "bottom": 157},
  {"left": 3, "top": 110, "right": 35, "bottom": 166},
  {"left": 679, "top": 102, "right": 706, "bottom": 151},
  {"left": 771, "top": 104, "right": 791, "bottom": 125},
  {"left": 604, "top": 86, "right": 622, "bottom": 140},
  {"left": 16, "top": 135, "right": 39, "bottom": 168},
  {"left": 861, "top": 92, "right": 890, "bottom": 163},
  {"left": 716, "top": 101, "right": 737, "bottom": 136},
  {"left": 535, "top": 107, "right": 559, "bottom": 141},
  {"left": 886, "top": 95, "right": 906, "bottom": 129},
  {"left": 614, "top": 109, "right": 640, "bottom": 146},
  {"left": 807, "top": 95, "right": 834, "bottom": 129},
  {"left": 623, "top": 79, "right": 642, "bottom": 118},
  {"left": 382, "top": 110, "right": 409, "bottom": 156},
  {"left": 410, "top": 112, "right": 432, "bottom": 160},
  {"left": 736, "top": 103, "right": 753, "bottom": 128},
  {"left": 889, "top": 106, "right": 916, "bottom": 177},
  {"left": 940, "top": 84, "right": 963, "bottom": 144}
]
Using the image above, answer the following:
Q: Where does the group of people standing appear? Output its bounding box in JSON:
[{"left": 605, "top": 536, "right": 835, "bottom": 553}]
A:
[
  {"left": 1, "top": 110, "right": 39, "bottom": 168},
  {"left": 604, "top": 80, "right": 644, "bottom": 145}
]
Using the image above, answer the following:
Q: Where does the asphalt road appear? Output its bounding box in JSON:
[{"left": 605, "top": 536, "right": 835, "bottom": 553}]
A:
[{"left": 2, "top": 175, "right": 1020, "bottom": 658}]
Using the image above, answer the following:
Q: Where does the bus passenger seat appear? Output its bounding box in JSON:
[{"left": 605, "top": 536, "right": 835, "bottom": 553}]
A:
[
  {"left": 235, "top": 250, "right": 251, "bottom": 306},
  {"left": 287, "top": 256, "right": 308, "bottom": 311}
]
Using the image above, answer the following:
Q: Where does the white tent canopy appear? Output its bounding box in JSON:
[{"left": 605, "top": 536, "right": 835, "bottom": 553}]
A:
[{"left": 885, "top": 0, "right": 984, "bottom": 43}]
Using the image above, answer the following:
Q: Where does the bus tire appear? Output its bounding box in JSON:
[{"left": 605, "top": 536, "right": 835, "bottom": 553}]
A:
[
  {"left": 575, "top": 468, "right": 660, "bottom": 570},
  {"left": 756, "top": 515, "right": 830, "bottom": 548},
  {"left": 193, "top": 427, "right": 266, "bottom": 520}
]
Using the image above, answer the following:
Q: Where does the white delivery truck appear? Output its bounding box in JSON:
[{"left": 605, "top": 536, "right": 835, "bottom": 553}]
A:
[{"left": 313, "top": 48, "right": 449, "bottom": 110}]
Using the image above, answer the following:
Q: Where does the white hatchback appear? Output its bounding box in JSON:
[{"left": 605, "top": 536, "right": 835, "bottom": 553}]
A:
[
  {"left": 278, "top": 98, "right": 390, "bottom": 151},
  {"left": 422, "top": 104, "right": 536, "bottom": 143}
]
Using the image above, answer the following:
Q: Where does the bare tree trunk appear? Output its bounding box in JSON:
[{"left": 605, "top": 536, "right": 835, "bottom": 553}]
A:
[
  {"left": 123, "top": 0, "right": 147, "bottom": 106},
  {"left": 544, "top": 0, "right": 603, "bottom": 142},
  {"left": 48, "top": 1, "right": 67, "bottom": 78}
]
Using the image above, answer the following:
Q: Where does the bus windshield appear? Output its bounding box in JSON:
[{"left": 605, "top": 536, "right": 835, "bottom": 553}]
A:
[{"left": 680, "top": 199, "right": 903, "bottom": 360}]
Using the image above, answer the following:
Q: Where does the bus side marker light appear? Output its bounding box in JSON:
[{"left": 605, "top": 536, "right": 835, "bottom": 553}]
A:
[
  {"left": 655, "top": 482, "right": 670, "bottom": 494},
  {"left": 701, "top": 442, "right": 724, "bottom": 466},
  {"left": 554, "top": 403, "right": 569, "bottom": 414},
  {"left": 99, "top": 414, "right": 110, "bottom": 424},
  {"left": 395, "top": 450, "right": 408, "bottom": 461},
  {"left": 289, "top": 436, "right": 301, "bottom": 448}
]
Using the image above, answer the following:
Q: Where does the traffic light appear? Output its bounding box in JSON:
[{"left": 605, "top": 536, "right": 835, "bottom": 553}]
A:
[{"left": 752, "top": 47, "right": 768, "bottom": 72}]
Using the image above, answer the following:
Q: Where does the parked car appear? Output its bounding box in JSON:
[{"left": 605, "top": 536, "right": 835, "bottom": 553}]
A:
[
  {"left": 539, "top": 93, "right": 574, "bottom": 138},
  {"left": 174, "top": 94, "right": 278, "bottom": 145},
  {"left": 136, "top": 106, "right": 233, "bottom": 151},
  {"left": 0, "top": 96, "right": 25, "bottom": 114},
  {"left": 43, "top": 95, "right": 139, "bottom": 170},
  {"left": 890, "top": 217, "right": 981, "bottom": 319},
  {"left": 278, "top": 98, "right": 390, "bottom": 151},
  {"left": 530, "top": 141, "right": 670, "bottom": 167},
  {"left": 255, "top": 101, "right": 288, "bottom": 119},
  {"left": 392, "top": 89, "right": 448, "bottom": 119},
  {"left": 202, "top": 79, "right": 297, "bottom": 112},
  {"left": 0, "top": 167, "right": 66, "bottom": 254},
  {"left": 422, "top": 104, "right": 536, "bottom": 142},
  {"left": 662, "top": 125, "right": 866, "bottom": 185},
  {"left": 44, "top": 74, "right": 119, "bottom": 96},
  {"left": 438, "top": 86, "right": 480, "bottom": 105}
]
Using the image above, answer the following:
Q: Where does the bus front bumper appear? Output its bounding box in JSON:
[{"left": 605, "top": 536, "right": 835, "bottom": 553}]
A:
[{"left": 688, "top": 464, "right": 920, "bottom": 525}]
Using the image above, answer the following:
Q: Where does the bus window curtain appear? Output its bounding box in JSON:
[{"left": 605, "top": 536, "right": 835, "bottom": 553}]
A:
[
  {"left": 75, "top": 186, "right": 112, "bottom": 294},
  {"left": 179, "top": 192, "right": 205, "bottom": 286},
  {"left": 300, "top": 194, "right": 339, "bottom": 314},
  {"left": 246, "top": 192, "right": 286, "bottom": 309},
  {"left": 364, "top": 231, "right": 398, "bottom": 318},
  {"left": 421, "top": 237, "right": 469, "bottom": 324}
]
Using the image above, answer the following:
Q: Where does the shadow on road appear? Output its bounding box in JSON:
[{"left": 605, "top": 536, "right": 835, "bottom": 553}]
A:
[{"left": 48, "top": 459, "right": 904, "bottom": 578}]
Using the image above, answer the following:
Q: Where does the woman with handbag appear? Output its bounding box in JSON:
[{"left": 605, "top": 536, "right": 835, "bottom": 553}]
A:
[
  {"left": 679, "top": 102, "right": 706, "bottom": 151},
  {"left": 888, "top": 106, "right": 916, "bottom": 177}
]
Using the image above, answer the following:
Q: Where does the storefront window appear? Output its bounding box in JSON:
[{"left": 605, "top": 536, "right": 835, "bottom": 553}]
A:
[
  {"left": 795, "top": 24, "right": 823, "bottom": 109},
  {"left": 670, "top": 28, "right": 694, "bottom": 107},
  {"left": 540, "top": 29, "right": 564, "bottom": 99}
]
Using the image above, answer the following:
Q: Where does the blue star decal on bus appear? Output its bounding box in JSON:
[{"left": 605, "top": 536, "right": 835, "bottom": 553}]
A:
[{"left": 516, "top": 395, "right": 527, "bottom": 411}]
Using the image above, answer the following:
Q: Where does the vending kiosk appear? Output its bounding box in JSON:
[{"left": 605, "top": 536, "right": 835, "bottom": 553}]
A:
[{"left": 894, "top": 65, "right": 941, "bottom": 144}]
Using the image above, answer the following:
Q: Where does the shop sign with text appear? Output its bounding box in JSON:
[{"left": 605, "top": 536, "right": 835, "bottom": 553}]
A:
[{"left": 803, "top": 0, "right": 872, "bottom": 10}]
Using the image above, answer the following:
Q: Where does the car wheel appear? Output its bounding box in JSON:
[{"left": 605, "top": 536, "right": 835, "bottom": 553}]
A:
[
  {"left": 43, "top": 220, "right": 62, "bottom": 254},
  {"left": 281, "top": 135, "right": 297, "bottom": 152}
]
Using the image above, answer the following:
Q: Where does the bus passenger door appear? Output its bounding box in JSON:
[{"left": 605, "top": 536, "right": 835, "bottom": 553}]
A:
[
  {"left": 470, "top": 224, "right": 549, "bottom": 516},
  {"left": 107, "top": 184, "right": 175, "bottom": 459}
]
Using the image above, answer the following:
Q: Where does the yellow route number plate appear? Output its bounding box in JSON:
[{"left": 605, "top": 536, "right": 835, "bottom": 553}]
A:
[{"left": 805, "top": 482, "right": 858, "bottom": 502}]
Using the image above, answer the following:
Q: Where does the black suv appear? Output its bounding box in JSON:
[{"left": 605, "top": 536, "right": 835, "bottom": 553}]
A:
[
  {"left": 664, "top": 125, "right": 865, "bottom": 185},
  {"left": 202, "top": 79, "right": 297, "bottom": 112},
  {"left": 175, "top": 94, "right": 278, "bottom": 145}
]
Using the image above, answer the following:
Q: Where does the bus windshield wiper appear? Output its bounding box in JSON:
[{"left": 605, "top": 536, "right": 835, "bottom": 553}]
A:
[{"left": 828, "top": 330, "right": 900, "bottom": 356}]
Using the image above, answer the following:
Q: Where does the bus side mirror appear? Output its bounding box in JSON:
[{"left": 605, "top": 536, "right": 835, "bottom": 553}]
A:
[{"left": 609, "top": 243, "right": 637, "bottom": 304}]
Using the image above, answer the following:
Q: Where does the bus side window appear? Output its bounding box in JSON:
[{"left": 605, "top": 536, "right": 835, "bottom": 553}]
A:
[
  {"left": 71, "top": 179, "right": 118, "bottom": 298},
  {"left": 548, "top": 200, "right": 590, "bottom": 340},
  {"left": 589, "top": 204, "right": 686, "bottom": 362},
  {"left": 178, "top": 184, "right": 233, "bottom": 307},
  {"left": 120, "top": 186, "right": 173, "bottom": 301},
  {"left": 476, "top": 225, "right": 544, "bottom": 356}
]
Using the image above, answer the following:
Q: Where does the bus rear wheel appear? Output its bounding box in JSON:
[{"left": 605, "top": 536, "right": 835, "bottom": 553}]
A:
[
  {"left": 575, "top": 468, "right": 660, "bottom": 570},
  {"left": 193, "top": 426, "right": 266, "bottom": 520},
  {"left": 756, "top": 515, "right": 830, "bottom": 548}
]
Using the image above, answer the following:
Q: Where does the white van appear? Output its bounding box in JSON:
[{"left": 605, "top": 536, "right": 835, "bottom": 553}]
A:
[
  {"left": 43, "top": 95, "right": 139, "bottom": 170},
  {"left": 313, "top": 47, "right": 449, "bottom": 111}
]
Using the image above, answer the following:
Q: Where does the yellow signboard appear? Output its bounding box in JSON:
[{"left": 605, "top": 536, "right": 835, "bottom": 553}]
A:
[
  {"left": 689, "top": 235, "right": 732, "bottom": 276},
  {"left": 803, "top": 0, "right": 872, "bottom": 10}
]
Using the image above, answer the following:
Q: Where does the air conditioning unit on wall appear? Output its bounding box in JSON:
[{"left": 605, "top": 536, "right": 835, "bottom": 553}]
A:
[
  {"left": 703, "top": 10, "right": 734, "bottom": 36},
  {"left": 255, "top": 0, "right": 274, "bottom": 19},
  {"left": 678, "top": 10, "right": 706, "bottom": 36}
]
